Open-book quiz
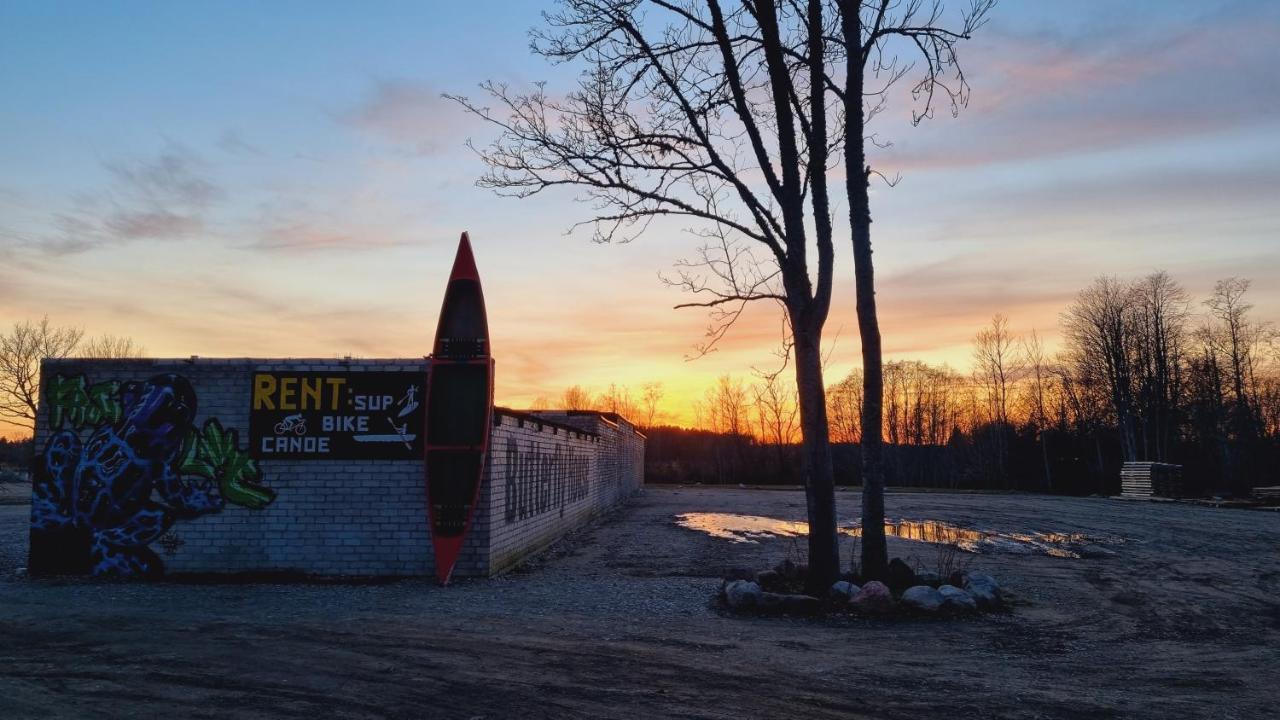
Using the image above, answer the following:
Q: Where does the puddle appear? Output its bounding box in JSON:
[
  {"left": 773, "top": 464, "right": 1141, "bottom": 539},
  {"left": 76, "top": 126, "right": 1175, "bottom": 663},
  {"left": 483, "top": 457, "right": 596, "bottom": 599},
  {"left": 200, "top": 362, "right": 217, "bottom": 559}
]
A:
[{"left": 674, "top": 513, "right": 1117, "bottom": 558}]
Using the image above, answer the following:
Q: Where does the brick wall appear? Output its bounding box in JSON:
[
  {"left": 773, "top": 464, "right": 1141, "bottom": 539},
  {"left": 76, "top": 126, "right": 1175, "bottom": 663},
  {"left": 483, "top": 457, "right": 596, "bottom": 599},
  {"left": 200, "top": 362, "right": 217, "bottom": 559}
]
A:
[
  {"left": 29, "top": 358, "right": 643, "bottom": 578},
  {"left": 482, "top": 409, "right": 645, "bottom": 573}
]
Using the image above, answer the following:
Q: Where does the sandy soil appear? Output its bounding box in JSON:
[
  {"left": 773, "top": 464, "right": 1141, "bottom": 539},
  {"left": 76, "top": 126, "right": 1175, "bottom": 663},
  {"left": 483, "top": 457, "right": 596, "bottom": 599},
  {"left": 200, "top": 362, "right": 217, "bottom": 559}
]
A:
[{"left": 1, "top": 486, "right": 1278, "bottom": 719}]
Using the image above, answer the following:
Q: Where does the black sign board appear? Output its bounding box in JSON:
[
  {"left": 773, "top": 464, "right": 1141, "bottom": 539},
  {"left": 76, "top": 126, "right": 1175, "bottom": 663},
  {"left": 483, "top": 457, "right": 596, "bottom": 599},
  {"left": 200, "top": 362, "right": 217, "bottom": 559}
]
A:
[{"left": 249, "top": 372, "right": 426, "bottom": 460}]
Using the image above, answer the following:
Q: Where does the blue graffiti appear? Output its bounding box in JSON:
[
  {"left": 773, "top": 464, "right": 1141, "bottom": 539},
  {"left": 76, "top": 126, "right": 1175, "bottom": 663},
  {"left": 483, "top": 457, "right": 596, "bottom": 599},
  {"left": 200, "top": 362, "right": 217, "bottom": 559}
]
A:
[{"left": 31, "top": 373, "right": 264, "bottom": 576}]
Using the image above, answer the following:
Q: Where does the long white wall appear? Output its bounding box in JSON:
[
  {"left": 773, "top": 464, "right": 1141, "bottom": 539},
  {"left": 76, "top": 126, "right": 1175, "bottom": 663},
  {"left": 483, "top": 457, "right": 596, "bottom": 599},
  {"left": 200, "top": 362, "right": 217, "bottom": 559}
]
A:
[{"left": 29, "top": 358, "right": 643, "bottom": 579}]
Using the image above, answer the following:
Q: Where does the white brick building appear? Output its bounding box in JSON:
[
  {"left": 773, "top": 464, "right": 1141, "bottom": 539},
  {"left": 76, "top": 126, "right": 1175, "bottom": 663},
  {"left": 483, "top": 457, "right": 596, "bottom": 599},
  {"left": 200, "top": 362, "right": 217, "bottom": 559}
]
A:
[{"left": 28, "top": 358, "right": 644, "bottom": 579}]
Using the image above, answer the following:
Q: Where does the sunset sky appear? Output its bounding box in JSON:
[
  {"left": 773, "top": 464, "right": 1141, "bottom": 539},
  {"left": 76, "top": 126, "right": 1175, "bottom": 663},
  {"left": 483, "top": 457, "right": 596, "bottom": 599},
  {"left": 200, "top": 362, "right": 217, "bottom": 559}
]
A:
[{"left": 2, "top": 0, "right": 1278, "bottom": 437}]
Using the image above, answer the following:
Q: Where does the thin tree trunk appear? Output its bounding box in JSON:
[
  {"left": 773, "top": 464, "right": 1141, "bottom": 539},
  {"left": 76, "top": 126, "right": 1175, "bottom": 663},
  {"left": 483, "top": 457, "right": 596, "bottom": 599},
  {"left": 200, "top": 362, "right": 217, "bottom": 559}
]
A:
[
  {"left": 793, "top": 324, "right": 838, "bottom": 592},
  {"left": 1094, "top": 433, "right": 1106, "bottom": 494},
  {"left": 1040, "top": 430, "right": 1053, "bottom": 492},
  {"left": 842, "top": 4, "right": 888, "bottom": 582}
]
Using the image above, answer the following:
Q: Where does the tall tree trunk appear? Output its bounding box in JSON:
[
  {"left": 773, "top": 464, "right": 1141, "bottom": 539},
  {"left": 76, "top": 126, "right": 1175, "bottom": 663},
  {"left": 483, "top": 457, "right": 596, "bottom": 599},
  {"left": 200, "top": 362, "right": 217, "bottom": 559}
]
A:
[
  {"left": 842, "top": 3, "right": 888, "bottom": 581},
  {"left": 1094, "top": 432, "right": 1106, "bottom": 494},
  {"left": 1040, "top": 430, "right": 1053, "bottom": 492},
  {"left": 793, "top": 322, "right": 838, "bottom": 592}
]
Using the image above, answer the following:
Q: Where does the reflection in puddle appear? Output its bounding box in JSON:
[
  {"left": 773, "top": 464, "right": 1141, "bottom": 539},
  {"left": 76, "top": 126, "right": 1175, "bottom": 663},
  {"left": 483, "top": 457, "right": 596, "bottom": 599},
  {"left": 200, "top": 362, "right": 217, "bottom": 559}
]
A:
[{"left": 675, "top": 513, "right": 1116, "bottom": 558}]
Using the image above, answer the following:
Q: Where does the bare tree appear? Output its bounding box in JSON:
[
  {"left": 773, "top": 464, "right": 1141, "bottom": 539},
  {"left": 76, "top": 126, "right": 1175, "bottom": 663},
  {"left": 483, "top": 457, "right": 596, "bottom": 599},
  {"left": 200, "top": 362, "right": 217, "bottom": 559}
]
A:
[
  {"left": 1132, "top": 272, "right": 1188, "bottom": 461},
  {"left": 1256, "top": 357, "right": 1280, "bottom": 440},
  {"left": 561, "top": 385, "right": 596, "bottom": 411},
  {"left": 827, "top": 368, "right": 863, "bottom": 444},
  {"left": 600, "top": 382, "right": 642, "bottom": 419},
  {"left": 1198, "top": 277, "right": 1276, "bottom": 490},
  {"left": 78, "top": 334, "right": 146, "bottom": 359},
  {"left": 1062, "top": 277, "right": 1141, "bottom": 462},
  {"left": 972, "top": 314, "right": 1019, "bottom": 427},
  {"left": 698, "top": 374, "right": 751, "bottom": 482},
  {"left": 640, "top": 381, "right": 665, "bottom": 428},
  {"left": 453, "top": 0, "right": 848, "bottom": 585},
  {"left": 0, "top": 317, "right": 85, "bottom": 431},
  {"left": 711, "top": 375, "right": 751, "bottom": 438},
  {"left": 752, "top": 372, "right": 799, "bottom": 477},
  {"left": 453, "top": 0, "right": 994, "bottom": 584},
  {"left": 1204, "top": 278, "right": 1272, "bottom": 431},
  {"left": 1020, "top": 330, "right": 1054, "bottom": 490},
  {"left": 971, "top": 314, "right": 1021, "bottom": 486}
]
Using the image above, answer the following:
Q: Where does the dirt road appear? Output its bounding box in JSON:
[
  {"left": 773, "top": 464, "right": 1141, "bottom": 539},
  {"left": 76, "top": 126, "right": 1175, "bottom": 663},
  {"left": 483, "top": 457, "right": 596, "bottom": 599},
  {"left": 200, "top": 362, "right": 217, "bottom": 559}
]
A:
[{"left": 1, "top": 486, "right": 1278, "bottom": 719}]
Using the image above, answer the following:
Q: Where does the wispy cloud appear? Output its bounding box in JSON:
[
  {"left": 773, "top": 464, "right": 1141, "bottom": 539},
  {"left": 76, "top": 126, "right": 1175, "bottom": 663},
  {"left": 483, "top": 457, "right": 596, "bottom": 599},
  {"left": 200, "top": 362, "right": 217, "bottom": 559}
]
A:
[
  {"left": 342, "top": 79, "right": 466, "bottom": 155},
  {"left": 102, "top": 147, "right": 224, "bottom": 207},
  {"left": 240, "top": 193, "right": 418, "bottom": 253},
  {"left": 247, "top": 222, "right": 401, "bottom": 253},
  {"left": 20, "top": 144, "right": 224, "bottom": 255},
  {"left": 216, "top": 129, "right": 264, "bottom": 157},
  {"left": 876, "top": 8, "right": 1280, "bottom": 172},
  {"left": 103, "top": 209, "right": 203, "bottom": 240}
]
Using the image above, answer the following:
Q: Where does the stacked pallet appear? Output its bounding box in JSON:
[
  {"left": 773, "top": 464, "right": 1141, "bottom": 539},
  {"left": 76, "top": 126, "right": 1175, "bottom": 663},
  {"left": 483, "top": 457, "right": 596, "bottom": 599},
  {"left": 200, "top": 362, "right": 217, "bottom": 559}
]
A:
[
  {"left": 1254, "top": 486, "right": 1280, "bottom": 503},
  {"left": 1120, "top": 462, "right": 1184, "bottom": 498}
]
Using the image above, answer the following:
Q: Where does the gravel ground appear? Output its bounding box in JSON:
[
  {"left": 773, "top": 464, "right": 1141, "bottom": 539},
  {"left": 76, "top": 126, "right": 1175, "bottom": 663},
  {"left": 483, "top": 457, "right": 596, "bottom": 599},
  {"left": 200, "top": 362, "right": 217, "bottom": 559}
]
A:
[{"left": 1, "top": 485, "right": 1278, "bottom": 719}]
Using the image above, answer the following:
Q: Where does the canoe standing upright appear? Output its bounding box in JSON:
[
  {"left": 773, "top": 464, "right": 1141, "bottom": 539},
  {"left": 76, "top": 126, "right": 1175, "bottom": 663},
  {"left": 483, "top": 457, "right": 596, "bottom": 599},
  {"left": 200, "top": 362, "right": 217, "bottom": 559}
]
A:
[{"left": 424, "top": 232, "right": 494, "bottom": 584}]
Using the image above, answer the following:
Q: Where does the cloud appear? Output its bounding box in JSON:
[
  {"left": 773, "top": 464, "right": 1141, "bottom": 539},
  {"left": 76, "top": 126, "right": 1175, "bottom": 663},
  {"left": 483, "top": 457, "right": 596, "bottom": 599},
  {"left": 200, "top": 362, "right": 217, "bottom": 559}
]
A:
[
  {"left": 249, "top": 223, "right": 363, "bottom": 252},
  {"left": 342, "top": 80, "right": 467, "bottom": 155},
  {"left": 19, "top": 145, "right": 224, "bottom": 255},
  {"left": 875, "top": 8, "right": 1280, "bottom": 172},
  {"left": 102, "top": 147, "right": 224, "bottom": 207},
  {"left": 216, "top": 129, "right": 264, "bottom": 157},
  {"left": 240, "top": 196, "right": 418, "bottom": 254},
  {"left": 859, "top": 258, "right": 1077, "bottom": 356},
  {"left": 103, "top": 210, "right": 203, "bottom": 240}
]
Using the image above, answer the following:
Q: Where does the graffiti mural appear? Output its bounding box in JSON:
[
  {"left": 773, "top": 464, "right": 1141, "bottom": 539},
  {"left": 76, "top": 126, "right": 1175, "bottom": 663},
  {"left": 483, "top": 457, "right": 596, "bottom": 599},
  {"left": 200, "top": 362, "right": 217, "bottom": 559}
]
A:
[{"left": 30, "top": 373, "right": 275, "bottom": 577}]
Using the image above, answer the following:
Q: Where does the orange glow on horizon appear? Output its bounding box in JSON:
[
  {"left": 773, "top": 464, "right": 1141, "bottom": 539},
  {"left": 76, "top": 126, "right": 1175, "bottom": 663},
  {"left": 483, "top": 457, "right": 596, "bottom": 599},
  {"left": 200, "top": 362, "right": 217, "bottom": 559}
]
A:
[{"left": 0, "top": 290, "right": 1070, "bottom": 440}]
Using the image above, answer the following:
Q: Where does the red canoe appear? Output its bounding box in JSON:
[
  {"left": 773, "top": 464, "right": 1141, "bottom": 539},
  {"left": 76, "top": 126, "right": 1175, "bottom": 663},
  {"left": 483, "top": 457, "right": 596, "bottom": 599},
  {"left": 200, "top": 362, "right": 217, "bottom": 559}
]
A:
[{"left": 424, "top": 232, "right": 494, "bottom": 584}]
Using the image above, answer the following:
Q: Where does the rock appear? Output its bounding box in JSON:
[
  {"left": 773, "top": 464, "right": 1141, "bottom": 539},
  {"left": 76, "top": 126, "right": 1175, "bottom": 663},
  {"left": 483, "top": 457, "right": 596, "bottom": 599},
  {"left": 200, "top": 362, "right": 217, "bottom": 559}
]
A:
[
  {"left": 886, "top": 558, "right": 919, "bottom": 595},
  {"left": 755, "top": 570, "right": 783, "bottom": 591},
  {"left": 829, "top": 580, "right": 859, "bottom": 600},
  {"left": 757, "top": 591, "right": 786, "bottom": 612},
  {"left": 849, "top": 580, "right": 895, "bottom": 614},
  {"left": 964, "top": 574, "right": 1002, "bottom": 609},
  {"left": 900, "top": 585, "right": 944, "bottom": 612},
  {"left": 947, "top": 570, "right": 970, "bottom": 588},
  {"left": 938, "top": 584, "right": 978, "bottom": 614},
  {"left": 755, "top": 592, "right": 822, "bottom": 615},
  {"left": 778, "top": 593, "right": 823, "bottom": 615},
  {"left": 724, "top": 580, "right": 763, "bottom": 610},
  {"left": 916, "top": 571, "right": 942, "bottom": 588},
  {"left": 773, "top": 559, "right": 800, "bottom": 581}
]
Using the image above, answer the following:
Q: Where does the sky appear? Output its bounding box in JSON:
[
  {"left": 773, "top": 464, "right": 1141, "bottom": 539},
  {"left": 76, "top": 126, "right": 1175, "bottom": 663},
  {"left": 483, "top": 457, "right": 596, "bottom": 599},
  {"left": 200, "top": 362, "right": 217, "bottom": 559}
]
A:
[{"left": 1, "top": 0, "right": 1278, "bottom": 437}]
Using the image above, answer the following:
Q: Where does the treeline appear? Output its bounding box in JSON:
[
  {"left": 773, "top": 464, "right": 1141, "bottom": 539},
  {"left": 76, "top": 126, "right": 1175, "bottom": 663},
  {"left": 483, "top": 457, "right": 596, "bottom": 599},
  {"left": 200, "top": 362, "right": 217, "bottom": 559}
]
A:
[
  {"left": 646, "top": 273, "right": 1279, "bottom": 496},
  {"left": 0, "top": 437, "right": 31, "bottom": 465},
  {"left": 0, "top": 437, "right": 32, "bottom": 482}
]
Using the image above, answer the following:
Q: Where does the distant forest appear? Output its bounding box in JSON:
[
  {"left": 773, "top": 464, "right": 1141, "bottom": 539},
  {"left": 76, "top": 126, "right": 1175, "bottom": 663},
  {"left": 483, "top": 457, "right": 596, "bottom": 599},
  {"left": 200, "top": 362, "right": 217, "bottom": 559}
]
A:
[
  {"left": 636, "top": 274, "right": 1279, "bottom": 497},
  {"left": 0, "top": 437, "right": 30, "bottom": 483}
]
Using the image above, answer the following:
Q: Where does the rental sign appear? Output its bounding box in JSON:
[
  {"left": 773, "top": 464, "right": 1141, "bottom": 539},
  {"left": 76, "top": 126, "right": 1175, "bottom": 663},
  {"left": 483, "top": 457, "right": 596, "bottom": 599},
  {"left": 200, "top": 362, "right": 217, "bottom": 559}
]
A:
[{"left": 248, "top": 372, "right": 426, "bottom": 459}]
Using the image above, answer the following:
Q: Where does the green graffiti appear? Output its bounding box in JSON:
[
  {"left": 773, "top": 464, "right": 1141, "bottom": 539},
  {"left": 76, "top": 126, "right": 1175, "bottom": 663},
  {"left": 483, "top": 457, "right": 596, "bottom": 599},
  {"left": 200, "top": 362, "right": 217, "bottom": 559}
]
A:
[
  {"left": 181, "top": 418, "right": 276, "bottom": 510},
  {"left": 47, "top": 375, "right": 121, "bottom": 430}
]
